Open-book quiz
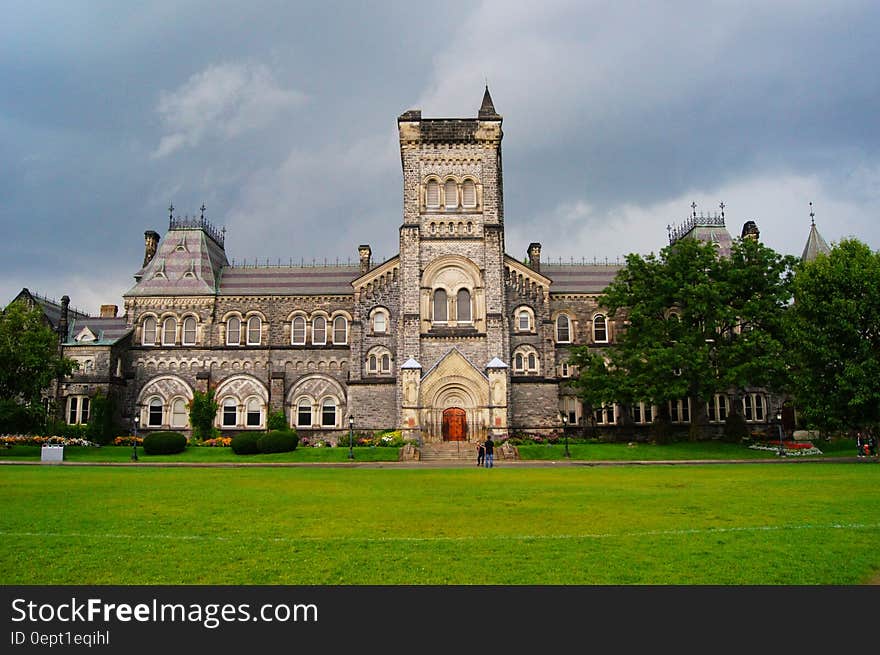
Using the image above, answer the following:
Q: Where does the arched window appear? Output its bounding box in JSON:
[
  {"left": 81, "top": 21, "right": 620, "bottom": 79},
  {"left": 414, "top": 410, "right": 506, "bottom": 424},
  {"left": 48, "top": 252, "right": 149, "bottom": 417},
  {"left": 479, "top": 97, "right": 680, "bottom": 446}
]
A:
[
  {"left": 433, "top": 289, "right": 448, "bottom": 322},
  {"left": 182, "top": 317, "right": 197, "bottom": 345},
  {"left": 518, "top": 310, "right": 530, "bottom": 332},
  {"left": 462, "top": 179, "right": 476, "bottom": 207},
  {"left": 226, "top": 317, "right": 241, "bottom": 346},
  {"left": 246, "top": 316, "right": 262, "bottom": 345},
  {"left": 312, "top": 316, "right": 326, "bottom": 345},
  {"left": 321, "top": 398, "right": 336, "bottom": 427},
  {"left": 162, "top": 317, "right": 176, "bottom": 346},
  {"left": 556, "top": 315, "right": 571, "bottom": 343},
  {"left": 297, "top": 399, "right": 312, "bottom": 427},
  {"left": 148, "top": 398, "right": 163, "bottom": 427},
  {"left": 142, "top": 317, "right": 157, "bottom": 345},
  {"left": 373, "top": 312, "right": 387, "bottom": 334},
  {"left": 514, "top": 353, "right": 524, "bottom": 371},
  {"left": 381, "top": 353, "right": 390, "bottom": 372},
  {"left": 593, "top": 314, "right": 608, "bottom": 343},
  {"left": 368, "top": 354, "right": 378, "bottom": 373},
  {"left": 426, "top": 180, "right": 440, "bottom": 208},
  {"left": 245, "top": 398, "right": 262, "bottom": 427},
  {"left": 456, "top": 288, "right": 471, "bottom": 322},
  {"left": 171, "top": 398, "right": 188, "bottom": 428},
  {"left": 291, "top": 316, "right": 306, "bottom": 345},
  {"left": 444, "top": 179, "right": 457, "bottom": 208},
  {"left": 221, "top": 398, "right": 237, "bottom": 427},
  {"left": 527, "top": 353, "right": 537, "bottom": 371},
  {"left": 333, "top": 316, "right": 348, "bottom": 345}
]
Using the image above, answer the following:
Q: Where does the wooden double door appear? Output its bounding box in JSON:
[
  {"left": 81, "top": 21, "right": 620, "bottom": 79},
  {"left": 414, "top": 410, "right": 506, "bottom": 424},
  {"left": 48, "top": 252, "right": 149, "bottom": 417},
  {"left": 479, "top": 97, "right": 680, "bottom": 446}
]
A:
[{"left": 442, "top": 407, "right": 468, "bottom": 441}]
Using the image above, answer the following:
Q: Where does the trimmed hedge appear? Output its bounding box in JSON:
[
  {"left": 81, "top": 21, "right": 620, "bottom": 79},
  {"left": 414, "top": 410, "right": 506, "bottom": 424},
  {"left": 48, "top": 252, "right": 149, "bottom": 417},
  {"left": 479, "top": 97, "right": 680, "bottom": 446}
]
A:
[
  {"left": 257, "top": 430, "right": 299, "bottom": 454},
  {"left": 231, "top": 432, "right": 261, "bottom": 455},
  {"left": 142, "top": 431, "right": 187, "bottom": 455}
]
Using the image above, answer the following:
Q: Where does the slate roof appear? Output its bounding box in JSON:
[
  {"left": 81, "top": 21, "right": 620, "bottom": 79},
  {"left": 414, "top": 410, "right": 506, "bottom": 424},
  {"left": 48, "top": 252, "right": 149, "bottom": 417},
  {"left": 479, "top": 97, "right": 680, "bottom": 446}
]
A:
[
  {"left": 801, "top": 222, "right": 831, "bottom": 262},
  {"left": 8, "top": 289, "right": 90, "bottom": 328},
  {"left": 64, "top": 317, "right": 132, "bottom": 345},
  {"left": 542, "top": 264, "right": 622, "bottom": 294},
  {"left": 218, "top": 265, "right": 361, "bottom": 296}
]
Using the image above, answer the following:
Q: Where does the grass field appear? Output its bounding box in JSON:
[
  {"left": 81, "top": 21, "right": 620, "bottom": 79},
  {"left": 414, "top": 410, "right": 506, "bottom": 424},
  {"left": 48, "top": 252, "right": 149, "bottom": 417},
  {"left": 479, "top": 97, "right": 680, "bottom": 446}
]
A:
[{"left": 2, "top": 462, "right": 878, "bottom": 585}]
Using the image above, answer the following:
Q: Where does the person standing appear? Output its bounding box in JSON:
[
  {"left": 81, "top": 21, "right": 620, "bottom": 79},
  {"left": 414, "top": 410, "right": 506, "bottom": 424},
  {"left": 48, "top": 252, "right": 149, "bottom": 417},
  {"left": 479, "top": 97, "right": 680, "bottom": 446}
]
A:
[
  {"left": 484, "top": 436, "right": 495, "bottom": 468},
  {"left": 476, "top": 441, "right": 485, "bottom": 467},
  {"left": 857, "top": 432, "right": 866, "bottom": 458}
]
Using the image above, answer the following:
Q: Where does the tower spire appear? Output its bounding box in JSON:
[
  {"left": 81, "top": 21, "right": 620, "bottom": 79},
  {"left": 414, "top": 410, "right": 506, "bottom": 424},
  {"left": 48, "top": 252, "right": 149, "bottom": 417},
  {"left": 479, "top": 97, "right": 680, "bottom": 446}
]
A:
[{"left": 479, "top": 85, "right": 499, "bottom": 118}]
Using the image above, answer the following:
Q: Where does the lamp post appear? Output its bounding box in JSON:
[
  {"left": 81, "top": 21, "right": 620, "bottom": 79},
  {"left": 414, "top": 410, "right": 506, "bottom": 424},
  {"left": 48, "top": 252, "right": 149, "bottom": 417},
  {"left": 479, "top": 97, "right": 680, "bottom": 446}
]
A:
[
  {"left": 132, "top": 415, "right": 139, "bottom": 462},
  {"left": 561, "top": 412, "right": 570, "bottom": 458},
  {"left": 775, "top": 410, "right": 785, "bottom": 457},
  {"left": 348, "top": 415, "right": 354, "bottom": 460}
]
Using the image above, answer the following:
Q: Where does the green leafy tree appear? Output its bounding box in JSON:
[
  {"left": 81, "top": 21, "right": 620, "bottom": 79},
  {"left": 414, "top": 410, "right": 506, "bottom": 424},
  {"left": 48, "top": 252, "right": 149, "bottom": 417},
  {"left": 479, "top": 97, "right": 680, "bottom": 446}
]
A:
[
  {"left": 786, "top": 238, "right": 880, "bottom": 435},
  {"left": 0, "top": 301, "right": 75, "bottom": 428},
  {"left": 85, "top": 392, "right": 118, "bottom": 445},
  {"left": 188, "top": 389, "right": 219, "bottom": 441},
  {"left": 570, "top": 237, "right": 795, "bottom": 439}
]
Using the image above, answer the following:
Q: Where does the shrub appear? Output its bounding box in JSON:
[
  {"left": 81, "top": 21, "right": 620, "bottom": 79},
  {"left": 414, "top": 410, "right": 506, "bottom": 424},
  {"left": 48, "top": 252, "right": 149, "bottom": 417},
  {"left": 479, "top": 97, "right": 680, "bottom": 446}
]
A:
[
  {"left": 142, "top": 431, "right": 187, "bottom": 455},
  {"left": 267, "top": 411, "right": 288, "bottom": 431},
  {"left": 85, "top": 393, "right": 118, "bottom": 445},
  {"left": 257, "top": 429, "right": 299, "bottom": 454},
  {"left": 231, "top": 432, "right": 261, "bottom": 455},
  {"left": 189, "top": 390, "right": 219, "bottom": 442},
  {"left": 723, "top": 413, "right": 749, "bottom": 443}
]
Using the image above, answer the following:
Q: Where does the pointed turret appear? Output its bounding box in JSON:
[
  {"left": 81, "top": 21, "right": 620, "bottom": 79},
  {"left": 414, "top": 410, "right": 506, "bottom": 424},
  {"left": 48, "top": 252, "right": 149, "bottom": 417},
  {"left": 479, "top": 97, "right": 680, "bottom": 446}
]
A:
[
  {"left": 478, "top": 85, "right": 500, "bottom": 119},
  {"left": 801, "top": 203, "right": 831, "bottom": 262}
]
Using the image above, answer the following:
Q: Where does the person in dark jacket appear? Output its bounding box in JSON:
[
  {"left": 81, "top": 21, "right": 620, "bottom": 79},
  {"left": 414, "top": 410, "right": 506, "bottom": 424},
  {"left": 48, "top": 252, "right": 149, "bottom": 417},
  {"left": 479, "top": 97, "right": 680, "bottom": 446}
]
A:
[
  {"left": 484, "top": 436, "right": 494, "bottom": 468},
  {"left": 476, "top": 442, "right": 485, "bottom": 467}
]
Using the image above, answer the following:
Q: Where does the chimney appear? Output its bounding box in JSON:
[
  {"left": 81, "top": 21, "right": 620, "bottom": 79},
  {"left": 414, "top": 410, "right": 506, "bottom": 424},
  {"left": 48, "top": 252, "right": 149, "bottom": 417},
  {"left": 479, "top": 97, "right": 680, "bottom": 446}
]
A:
[
  {"left": 358, "top": 245, "right": 372, "bottom": 274},
  {"left": 527, "top": 242, "right": 542, "bottom": 272},
  {"left": 100, "top": 304, "right": 118, "bottom": 318},
  {"left": 58, "top": 295, "right": 70, "bottom": 341},
  {"left": 143, "top": 230, "right": 160, "bottom": 267}
]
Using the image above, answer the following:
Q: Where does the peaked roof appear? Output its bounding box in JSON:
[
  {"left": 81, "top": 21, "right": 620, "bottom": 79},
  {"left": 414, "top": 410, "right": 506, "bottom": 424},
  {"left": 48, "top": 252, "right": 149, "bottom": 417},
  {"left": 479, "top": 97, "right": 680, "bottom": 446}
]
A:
[
  {"left": 64, "top": 317, "right": 132, "bottom": 345},
  {"left": 801, "top": 222, "right": 831, "bottom": 262},
  {"left": 478, "top": 86, "right": 500, "bottom": 119},
  {"left": 8, "top": 288, "right": 90, "bottom": 328}
]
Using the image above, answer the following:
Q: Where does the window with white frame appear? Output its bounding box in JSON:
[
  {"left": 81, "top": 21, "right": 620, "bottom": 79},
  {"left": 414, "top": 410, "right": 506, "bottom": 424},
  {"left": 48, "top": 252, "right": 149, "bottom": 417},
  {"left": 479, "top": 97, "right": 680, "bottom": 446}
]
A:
[
  {"left": 512, "top": 348, "right": 539, "bottom": 375},
  {"left": 444, "top": 179, "right": 457, "bottom": 209},
  {"left": 381, "top": 353, "right": 390, "bottom": 372},
  {"left": 456, "top": 289, "right": 471, "bottom": 322},
  {"left": 142, "top": 316, "right": 157, "bottom": 345},
  {"left": 426, "top": 180, "right": 440, "bottom": 208},
  {"left": 366, "top": 349, "right": 392, "bottom": 375},
  {"left": 221, "top": 398, "right": 237, "bottom": 427},
  {"left": 372, "top": 311, "right": 387, "bottom": 334},
  {"left": 321, "top": 398, "right": 337, "bottom": 427},
  {"left": 631, "top": 401, "right": 654, "bottom": 424},
  {"left": 162, "top": 317, "right": 176, "bottom": 346},
  {"left": 594, "top": 405, "right": 616, "bottom": 425},
  {"left": 182, "top": 317, "right": 197, "bottom": 345},
  {"left": 226, "top": 317, "right": 241, "bottom": 346},
  {"left": 312, "top": 316, "right": 326, "bottom": 345},
  {"left": 147, "top": 398, "right": 163, "bottom": 427},
  {"left": 708, "top": 394, "right": 728, "bottom": 423},
  {"left": 67, "top": 395, "right": 90, "bottom": 425},
  {"left": 171, "top": 398, "right": 188, "bottom": 428},
  {"left": 246, "top": 316, "right": 262, "bottom": 345},
  {"left": 669, "top": 398, "right": 691, "bottom": 423},
  {"left": 517, "top": 310, "right": 531, "bottom": 332},
  {"left": 593, "top": 314, "right": 608, "bottom": 343},
  {"left": 333, "top": 316, "right": 348, "bottom": 345},
  {"left": 462, "top": 179, "right": 476, "bottom": 208},
  {"left": 245, "top": 397, "right": 262, "bottom": 428},
  {"left": 561, "top": 397, "right": 579, "bottom": 425},
  {"left": 556, "top": 314, "right": 571, "bottom": 343},
  {"left": 433, "top": 289, "right": 448, "bottom": 323},
  {"left": 296, "top": 399, "right": 312, "bottom": 427},
  {"left": 742, "top": 393, "right": 765, "bottom": 422},
  {"left": 291, "top": 316, "right": 306, "bottom": 345}
]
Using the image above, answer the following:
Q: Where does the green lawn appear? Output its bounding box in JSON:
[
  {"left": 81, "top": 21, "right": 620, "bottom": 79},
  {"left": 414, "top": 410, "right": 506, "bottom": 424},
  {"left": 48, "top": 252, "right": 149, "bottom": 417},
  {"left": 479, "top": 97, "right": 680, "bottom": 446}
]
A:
[{"left": 1, "top": 463, "right": 878, "bottom": 584}]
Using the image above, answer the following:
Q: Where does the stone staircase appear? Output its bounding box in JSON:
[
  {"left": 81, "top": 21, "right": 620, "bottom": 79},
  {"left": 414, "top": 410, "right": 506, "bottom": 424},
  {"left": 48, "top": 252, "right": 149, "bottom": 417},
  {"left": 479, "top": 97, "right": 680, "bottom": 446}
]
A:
[{"left": 418, "top": 441, "right": 480, "bottom": 463}]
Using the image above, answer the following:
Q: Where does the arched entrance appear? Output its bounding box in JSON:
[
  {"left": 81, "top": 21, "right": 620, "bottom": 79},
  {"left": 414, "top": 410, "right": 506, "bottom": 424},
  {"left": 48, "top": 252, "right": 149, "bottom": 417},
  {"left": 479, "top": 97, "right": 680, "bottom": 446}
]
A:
[{"left": 442, "top": 407, "right": 468, "bottom": 441}]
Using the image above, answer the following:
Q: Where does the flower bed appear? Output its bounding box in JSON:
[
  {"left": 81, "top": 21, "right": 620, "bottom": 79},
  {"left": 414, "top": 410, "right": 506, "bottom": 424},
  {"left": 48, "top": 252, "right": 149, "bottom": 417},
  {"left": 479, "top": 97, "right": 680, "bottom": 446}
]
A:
[
  {"left": 202, "top": 437, "right": 232, "bottom": 447},
  {"left": 1, "top": 435, "right": 96, "bottom": 447},
  {"left": 748, "top": 441, "right": 823, "bottom": 456},
  {"left": 113, "top": 436, "right": 143, "bottom": 446}
]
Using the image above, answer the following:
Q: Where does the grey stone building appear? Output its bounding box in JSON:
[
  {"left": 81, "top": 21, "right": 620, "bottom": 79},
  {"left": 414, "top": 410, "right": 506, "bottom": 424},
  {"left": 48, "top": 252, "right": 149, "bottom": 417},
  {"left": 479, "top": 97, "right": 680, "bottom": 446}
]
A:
[{"left": 16, "top": 89, "right": 831, "bottom": 443}]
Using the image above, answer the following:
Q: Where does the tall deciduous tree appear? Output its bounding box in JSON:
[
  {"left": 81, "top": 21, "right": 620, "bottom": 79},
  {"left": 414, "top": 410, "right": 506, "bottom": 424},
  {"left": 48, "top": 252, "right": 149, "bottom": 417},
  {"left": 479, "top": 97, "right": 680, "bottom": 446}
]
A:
[
  {"left": 570, "top": 236, "right": 795, "bottom": 439},
  {"left": 786, "top": 238, "right": 880, "bottom": 435},
  {"left": 188, "top": 389, "right": 219, "bottom": 441},
  {"left": 0, "top": 301, "right": 75, "bottom": 405}
]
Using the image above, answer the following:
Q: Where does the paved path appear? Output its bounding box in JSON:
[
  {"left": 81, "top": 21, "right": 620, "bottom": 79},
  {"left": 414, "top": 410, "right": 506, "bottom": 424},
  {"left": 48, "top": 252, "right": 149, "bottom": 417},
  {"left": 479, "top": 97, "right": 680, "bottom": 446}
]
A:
[{"left": 0, "top": 456, "right": 873, "bottom": 469}]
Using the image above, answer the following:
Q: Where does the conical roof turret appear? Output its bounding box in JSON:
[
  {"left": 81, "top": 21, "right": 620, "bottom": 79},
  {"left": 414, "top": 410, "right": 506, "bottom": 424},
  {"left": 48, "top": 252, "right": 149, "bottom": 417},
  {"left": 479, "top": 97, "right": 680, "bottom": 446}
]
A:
[{"left": 478, "top": 85, "right": 500, "bottom": 119}]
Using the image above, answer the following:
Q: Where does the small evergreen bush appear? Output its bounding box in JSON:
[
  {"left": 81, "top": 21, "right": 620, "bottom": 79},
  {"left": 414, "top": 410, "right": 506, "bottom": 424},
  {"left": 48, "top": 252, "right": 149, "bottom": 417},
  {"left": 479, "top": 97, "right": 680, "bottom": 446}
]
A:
[
  {"left": 231, "top": 432, "right": 261, "bottom": 455},
  {"left": 142, "top": 431, "right": 187, "bottom": 455},
  {"left": 257, "top": 429, "right": 299, "bottom": 453}
]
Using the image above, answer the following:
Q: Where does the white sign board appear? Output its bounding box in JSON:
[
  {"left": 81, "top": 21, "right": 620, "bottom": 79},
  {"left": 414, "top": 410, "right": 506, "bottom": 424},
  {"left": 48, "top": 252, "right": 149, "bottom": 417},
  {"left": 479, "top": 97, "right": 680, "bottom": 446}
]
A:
[{"left": 40, "top": 445, "right": 64, "bottom": 463}]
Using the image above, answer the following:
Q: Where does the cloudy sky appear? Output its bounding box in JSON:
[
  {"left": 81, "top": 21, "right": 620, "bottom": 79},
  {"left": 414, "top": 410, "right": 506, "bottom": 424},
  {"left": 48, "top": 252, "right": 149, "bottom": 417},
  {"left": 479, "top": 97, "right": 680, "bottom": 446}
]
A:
[{"left": 3, "top": 0, "right": 879, "bottom": 314}]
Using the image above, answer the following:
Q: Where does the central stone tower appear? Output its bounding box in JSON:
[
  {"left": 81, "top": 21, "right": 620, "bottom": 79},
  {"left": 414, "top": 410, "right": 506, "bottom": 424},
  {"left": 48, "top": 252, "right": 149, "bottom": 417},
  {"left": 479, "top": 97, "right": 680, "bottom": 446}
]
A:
[{"left": 395, "top": 88, "right": 510, "bottom": 443}]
